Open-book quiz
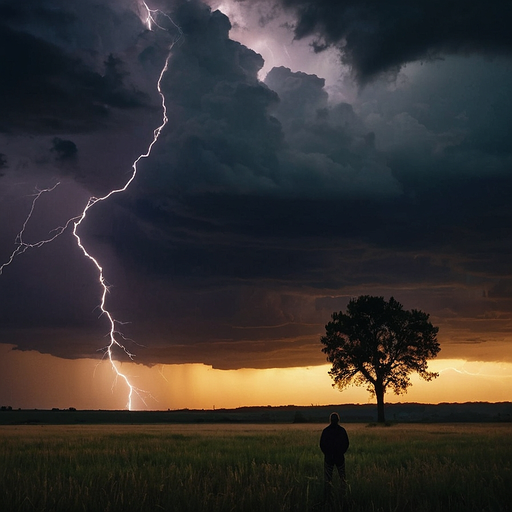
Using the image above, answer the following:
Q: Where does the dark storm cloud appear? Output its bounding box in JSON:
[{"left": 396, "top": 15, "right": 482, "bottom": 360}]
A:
[
  {"left": 0, "top": 0, "right": 152, "bottom": 134},
  {"left": 51, "top": 138, "right": 78, "bottom": 161},
  {"left": 138, "top": 1, "right": 283, "bottom": 197},
  {"left": 69, "top": 1, "right": 400, "bottom": 367},
  {"left": 264, "top": 66, "right": 398, "bottom": 198},
  {"left": 3, "top": 0, "right": 512, "bottom": 370},
  {"left": 92, "top": 36, "right": 512, "bottom": 366},
  {"left": 94, "top": 2, "right": 399, "bottom": 281},
  {"left": 354, "top": 56, "right": 512, "bottom": 282},
  {"left": 279, "top": 0, "right": 512, "bottom": 82}
]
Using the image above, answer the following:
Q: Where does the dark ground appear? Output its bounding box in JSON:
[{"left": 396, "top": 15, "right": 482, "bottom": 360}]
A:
[{"left": 0, "top": 402, "right": 511, "bottom": 425}]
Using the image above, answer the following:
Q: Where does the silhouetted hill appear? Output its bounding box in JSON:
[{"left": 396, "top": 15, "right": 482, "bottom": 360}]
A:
[{"left": 0, "top": 402, "right": 511, "bottom": 425}]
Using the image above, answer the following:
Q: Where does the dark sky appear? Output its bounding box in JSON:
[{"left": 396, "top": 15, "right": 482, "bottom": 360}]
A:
[{"left": 1, "top": 0, "right": 512, "bottom": 371}]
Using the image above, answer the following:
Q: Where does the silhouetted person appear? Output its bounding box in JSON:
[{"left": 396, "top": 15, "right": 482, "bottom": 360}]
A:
[{"left": 320, "top": 412, "right": 349, "bottom": 504}]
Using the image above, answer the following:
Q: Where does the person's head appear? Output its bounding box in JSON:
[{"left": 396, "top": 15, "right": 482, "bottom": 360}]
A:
[{"left": 329, "top": 412, "right": 340, "bottom": 425}]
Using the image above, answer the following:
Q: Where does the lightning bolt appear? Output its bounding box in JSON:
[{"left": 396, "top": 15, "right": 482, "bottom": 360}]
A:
[
  {"left": 439, "top": 366, "right": 482, "bottom": 377},
  {"left": 264, "top": 41, "right": 276, "bottom": 69},
  {"left": 143, "top": 1, "right": 183, "bottom": 34},
  {"left": 0, "top": 3, "right": 183, "bottom": 410},
  {"left": 0, "top": 183, "right": 80, "bottom": 276},
  {"left": 71, "top": 4, "right": 182, "bottom": 410},
  {"left": 438, "top": 364, "right": 512, "bottom": 379},
  {"left": 282, "top": 44, "right": 293, "bottom": 66}
]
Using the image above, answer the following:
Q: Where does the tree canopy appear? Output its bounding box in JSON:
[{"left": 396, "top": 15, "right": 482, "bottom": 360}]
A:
[{"left": 321, "top": 295, "right": 440, "bottom": 422}]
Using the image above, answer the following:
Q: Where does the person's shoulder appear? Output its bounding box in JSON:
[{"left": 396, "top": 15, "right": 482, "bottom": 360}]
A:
[{"left": 321, "top": 424, "right": 334, "bottom": 435}]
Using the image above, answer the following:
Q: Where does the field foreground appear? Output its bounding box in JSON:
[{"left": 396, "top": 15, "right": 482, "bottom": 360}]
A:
[{"left": 0, "top": 423, "right": 511, "bottom": 511}]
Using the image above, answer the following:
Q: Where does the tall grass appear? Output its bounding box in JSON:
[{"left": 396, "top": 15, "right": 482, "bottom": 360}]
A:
[{"left": 0, "top": 423, "right": 511, "bottom": 511}]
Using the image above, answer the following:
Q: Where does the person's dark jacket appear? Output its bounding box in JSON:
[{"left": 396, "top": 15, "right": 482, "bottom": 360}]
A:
[{"left": 320, "top": 423, "right": 349, "bottom": 465}]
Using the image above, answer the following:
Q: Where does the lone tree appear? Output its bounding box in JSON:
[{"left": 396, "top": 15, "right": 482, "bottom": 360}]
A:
[{"left": 321, "top": 295, "right": 440, "bottom": 423}]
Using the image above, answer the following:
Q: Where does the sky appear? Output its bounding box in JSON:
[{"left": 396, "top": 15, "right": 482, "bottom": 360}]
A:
[{"left": 1, "top": 0, "right": 512, "bottom": 410}]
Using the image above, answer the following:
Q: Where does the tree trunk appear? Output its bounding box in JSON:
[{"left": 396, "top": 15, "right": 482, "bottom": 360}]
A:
[{"left": 375, "top": 381, "right": 385, "bottom": 423}]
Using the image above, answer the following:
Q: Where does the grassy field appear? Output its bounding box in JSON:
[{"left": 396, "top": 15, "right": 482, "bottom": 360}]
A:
[{"left": 0, "top": 422, "right": 511, "bottom": 511}]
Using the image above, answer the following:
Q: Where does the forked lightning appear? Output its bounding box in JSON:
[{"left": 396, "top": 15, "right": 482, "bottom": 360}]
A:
[{"left": 0, "top": 3, "right": 182, "bottom": 410}]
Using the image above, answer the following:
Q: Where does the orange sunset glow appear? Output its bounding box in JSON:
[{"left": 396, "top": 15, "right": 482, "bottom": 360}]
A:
[{"left": 1, "top": 344, "right": 510, "bottom": 411}]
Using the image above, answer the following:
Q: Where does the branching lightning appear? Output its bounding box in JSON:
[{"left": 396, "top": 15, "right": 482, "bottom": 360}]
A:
[
  {"left": 0, "top": 3, "right": 182, "bottom": 410},
  {"left": 72, "top": 3, "right": 182, "bottom": 410},
  {"left": 0, "top": 183, "right": 80, "bottom": 276},
  {"left": 143, "top": 1, "right": 183, "bottom": 34}
]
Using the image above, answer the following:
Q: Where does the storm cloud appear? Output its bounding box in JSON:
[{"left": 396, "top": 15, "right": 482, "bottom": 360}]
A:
[
  {"left": 1, "top": 0, "right": 512, "bottom": 370},
  {"left": 279, "top": 0, "right": 512, "bottom": 83},
  {"left": 0, "top": 0, "right": 155, "bottom": 134}
]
